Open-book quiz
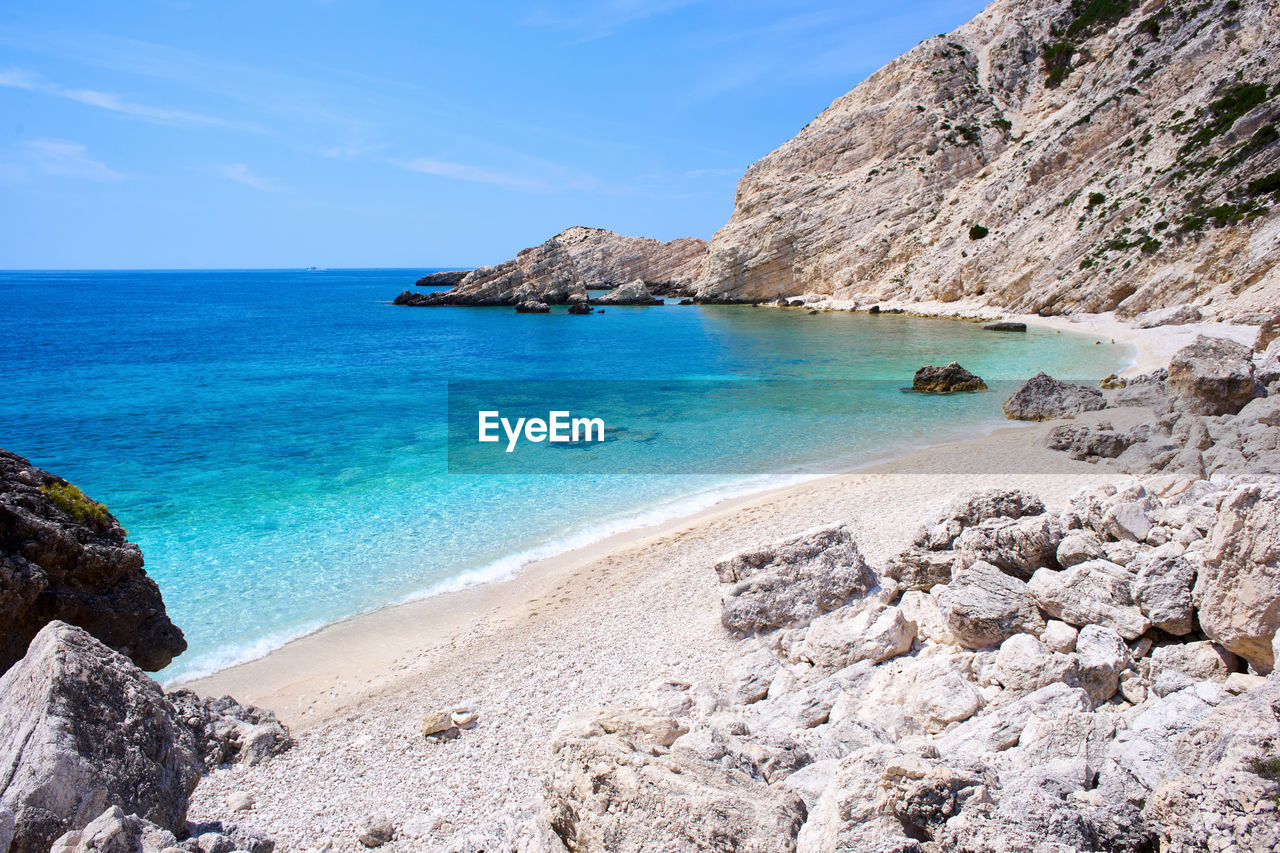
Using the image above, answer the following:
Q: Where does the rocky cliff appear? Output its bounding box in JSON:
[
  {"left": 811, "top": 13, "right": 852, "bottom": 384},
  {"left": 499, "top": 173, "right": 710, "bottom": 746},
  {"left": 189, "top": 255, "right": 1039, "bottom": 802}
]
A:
[
  {"left": 398, "top": 226, "right": 706, "bottom": 306},
  {"left": 694, "top": 0, "right": 1280, "bottom": 320},
  {"left": 0, "top": 449, "right": 186, "bottom": 673}
]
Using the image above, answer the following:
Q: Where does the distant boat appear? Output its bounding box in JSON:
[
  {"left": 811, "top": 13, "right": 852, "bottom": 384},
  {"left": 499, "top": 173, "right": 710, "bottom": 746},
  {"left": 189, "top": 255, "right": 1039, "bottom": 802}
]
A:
[{"left": 304, "top": 266, "right": 326, "bottom": 271}]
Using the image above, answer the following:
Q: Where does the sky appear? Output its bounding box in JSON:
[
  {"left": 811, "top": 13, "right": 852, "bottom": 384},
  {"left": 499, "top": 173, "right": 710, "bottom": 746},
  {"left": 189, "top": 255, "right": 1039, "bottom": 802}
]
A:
[{"left": 0, "top": 0, "right": 987, "bottom": 269}]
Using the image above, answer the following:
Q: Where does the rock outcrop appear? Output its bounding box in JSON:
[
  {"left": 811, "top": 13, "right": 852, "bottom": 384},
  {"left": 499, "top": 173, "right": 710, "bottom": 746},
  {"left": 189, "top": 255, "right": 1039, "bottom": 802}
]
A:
[
  {"left": 414, "top": 269, "right": 470, "bottom": 288},
  {"left": 1003, "top": 373, "right": 1107, "bottom": 420},
  {"left": 692, "top": 0, "right": 1280, "bottom": 321},
  {"left": 1167, "top": 335, "right": 1263, "bottom": 415},
  {"left": 0, "top": 449, "right": 185, "bottom": 674},
  {"left": 397, "top": 227, "right": 705, "bottom": 306},
  {"left": 0, "top": 622, "right": 202, "bottom": 853},
  {"left": 166, "top": 690, "right": 293, "bottom": 769},
  {"left": 911, "top": 362, "right": 988, "bottom": 393},
  {"left": 590, "top": 278, "right": 661, "bottom": 306}
]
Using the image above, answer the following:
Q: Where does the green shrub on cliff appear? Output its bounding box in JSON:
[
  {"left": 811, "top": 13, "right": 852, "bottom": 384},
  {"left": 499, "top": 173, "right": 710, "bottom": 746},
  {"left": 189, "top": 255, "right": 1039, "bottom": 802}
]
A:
[
  {"left": 1183, "top": 81, "right": 1270, "bottom": 152},
  {"left": 41, "top": 480, "right": 112, "bottom": 530},
  {"left": 969, "top": 224, "right": 989, "bottom": 240}
]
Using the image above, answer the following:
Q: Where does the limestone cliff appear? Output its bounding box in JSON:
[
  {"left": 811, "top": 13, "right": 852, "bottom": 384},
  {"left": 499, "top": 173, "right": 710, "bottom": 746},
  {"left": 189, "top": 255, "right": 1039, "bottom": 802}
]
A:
[
  {"left": 694, "top": 0, "right": 1280, "bottom": 320},
  {"left": 399, "top": 227, "right": 706, "bottom": 306}
]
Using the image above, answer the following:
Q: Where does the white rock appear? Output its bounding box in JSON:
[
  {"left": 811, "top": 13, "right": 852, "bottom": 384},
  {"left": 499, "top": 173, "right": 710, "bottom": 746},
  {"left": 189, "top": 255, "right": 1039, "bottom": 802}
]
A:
[{"left": 1041, "top": 620, "right": 1078, "bottom": 654}]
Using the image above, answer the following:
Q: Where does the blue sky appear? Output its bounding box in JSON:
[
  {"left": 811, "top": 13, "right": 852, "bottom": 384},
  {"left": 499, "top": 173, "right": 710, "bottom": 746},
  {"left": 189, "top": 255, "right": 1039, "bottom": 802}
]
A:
[{"left": 0, "top": 1, "right": 985, "bottom": 269}]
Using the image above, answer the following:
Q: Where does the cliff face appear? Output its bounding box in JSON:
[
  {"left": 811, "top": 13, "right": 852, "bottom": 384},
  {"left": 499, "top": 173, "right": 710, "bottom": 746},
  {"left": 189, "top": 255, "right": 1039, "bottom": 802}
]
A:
[
  {"left": 694, "top": 0, "right": 1280, "bottom": 319},
  {"left": 400, "top": 227, "right": 707, "bottom": 306},
  {"left": 0, "top": 449, "right": 186, "bottom": 673}
]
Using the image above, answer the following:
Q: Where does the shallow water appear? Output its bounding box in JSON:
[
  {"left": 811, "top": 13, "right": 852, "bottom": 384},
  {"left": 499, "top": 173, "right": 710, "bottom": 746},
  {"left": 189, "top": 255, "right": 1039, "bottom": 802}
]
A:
[{"left": 0, "top": 269, "right": 1130, "bottom": 681}]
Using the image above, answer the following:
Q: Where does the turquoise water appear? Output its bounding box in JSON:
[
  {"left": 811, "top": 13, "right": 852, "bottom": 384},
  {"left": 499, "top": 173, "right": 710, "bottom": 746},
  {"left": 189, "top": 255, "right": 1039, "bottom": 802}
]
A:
[{"left": 0, "top": 269, "right": 1130, "bottom": 682}]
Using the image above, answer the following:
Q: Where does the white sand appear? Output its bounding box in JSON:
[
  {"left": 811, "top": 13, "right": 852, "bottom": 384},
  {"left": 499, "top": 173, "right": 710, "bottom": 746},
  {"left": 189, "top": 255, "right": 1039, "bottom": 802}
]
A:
[{"left": 184, "top": 416, "right": 1137, "bottom": 852}]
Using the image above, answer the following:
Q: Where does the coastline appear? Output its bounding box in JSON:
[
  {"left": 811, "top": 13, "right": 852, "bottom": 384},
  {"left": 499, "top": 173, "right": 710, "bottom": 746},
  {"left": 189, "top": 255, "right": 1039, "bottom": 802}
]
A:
[
  {"left": 177, "top": 307, "right": 1253, "bottom": 702},
  {"left": 184, "top": 404, "right": 1148, "bottom": 850},
  {"left": 183, "top": 408, "right": 1135, "bottom": 729}
]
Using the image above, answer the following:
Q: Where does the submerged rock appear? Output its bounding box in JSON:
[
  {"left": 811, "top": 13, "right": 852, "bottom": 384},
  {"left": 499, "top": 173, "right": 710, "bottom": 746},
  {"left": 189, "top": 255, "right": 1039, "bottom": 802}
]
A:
[
  {"left": 911, "top": 362, "right": 988, "bottom": 393},
  {"left": 983, "top": 322, "right": 1027, "bottom": 332},
  {"left": 0, "top": 622, "right": 201, "bottom": 853},
  {"left": 0, "top": 449, "right": 186, "bottom": 674},
  {"left": 1002, "top": 373, "right": 1107, "bottom": 421}
]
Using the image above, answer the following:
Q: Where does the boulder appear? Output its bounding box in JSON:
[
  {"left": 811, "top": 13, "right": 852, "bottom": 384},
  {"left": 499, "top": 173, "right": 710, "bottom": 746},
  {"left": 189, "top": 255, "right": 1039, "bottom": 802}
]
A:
[
  {"left": 165, "top": 690, "right": 292, "bottom": 768},
  {"left": 566, "top": 301, "right": 593, "bottom": 314},
  {"left": 47, "top": 807, "right": 176, "bottom": 853},
  {"left": 1096, "top": 682, "right": 1230, "bottom": 807},
  {"left": 1027, "top": 561, "right": 1150, "bottom": 640},
  {"left": 788, "top": 602, "right": 916, "bottom": 670},
  {"left": 591, "top": 279, "right": 661, "bottom": 305},
  {"left": 1044, "top": 422, "right": 1141, "bottom": 460},
  {"left": 1041, "top": 620, "right": 1078, "bottom": 654},
  {"left": 937, "top": 561, "right": 1044, "bottom": 649},
  {"left": 715, "top": 525, "right": 876, "bottom": 635},
  {"left": 1002, "top": 373, "right": 1107, "bottom": 421},
  {"left": 1130, "top": 549, "right": 1198, "bottom": 636},
  {"left": 910, "top": 362, "right": 987, "bottom": 393},
  {"left": 797, "top": 746, "right": 982, "bottom": 853},
  {"left": 936, "top": 683, "right": 1091, "bottom": 763},
  {"left": 514, "top": 299, "right": 550, "bottom": 313},
  {"left": 723, "top": 642, "right": 782, "bottom": 705},
  {"left": 1149, "top": 642, "right": 1239, "bottom": 697},
  {"left": 0, "top": 449, "right": 186, "bottom": 674},
  {"left": 1167, "top": 335, "right": 1263, "bottom": 416},
  {"left": 954, "top": 514, "right": 1062, "bottom": 580},
  {"left": 988, "top": 634, "right": 1079, "bottom": 698},
  {"left": 1145, "top": 679, "right": 1280, "bottom": 853},
  {"left": 0, "top": 622, "right": 201, "bottom": 853},
  {"left": 939, "top": 489, "right": 1046, "bottom": 529},
  {"left": 883, "top": 548, "right": 956, "bottom": 591},
  {"left": 1055, "top": 531, "right": 1102, "bottom": 568},
  {"left": 1255, "top": 338, "right": 1280, "bottom": 386},
  {"left": 546, "top": 707, "right": 806, "bottom": 853},
  {"left": 1073, "top": 625, "right": 1130, "bottom": 706},
  {"left": 1102, "top": 502, "right": 1152, "bottom": 543},
  {"left": 1195, "top": 484, "right": 1280, "bottom": 672}
]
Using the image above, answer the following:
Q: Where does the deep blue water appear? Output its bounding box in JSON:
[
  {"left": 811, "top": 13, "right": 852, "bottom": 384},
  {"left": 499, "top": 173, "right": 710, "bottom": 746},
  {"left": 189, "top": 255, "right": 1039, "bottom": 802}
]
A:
[{"left": 0, "top": 269, "right": 1130, "bottom": 681}]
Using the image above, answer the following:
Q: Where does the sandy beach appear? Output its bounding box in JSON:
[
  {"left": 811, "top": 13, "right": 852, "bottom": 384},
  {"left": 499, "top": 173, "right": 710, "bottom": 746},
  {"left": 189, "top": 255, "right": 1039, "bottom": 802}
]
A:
[{"left": 184, "top": 403, "right": 1150, "bottom": 851}]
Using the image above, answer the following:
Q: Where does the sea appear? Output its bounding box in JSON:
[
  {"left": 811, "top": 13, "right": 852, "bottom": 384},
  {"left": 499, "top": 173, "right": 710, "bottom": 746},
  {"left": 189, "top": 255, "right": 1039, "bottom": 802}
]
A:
[{"left": 0, "top": 269, "right": 1131, "bottom": 682}]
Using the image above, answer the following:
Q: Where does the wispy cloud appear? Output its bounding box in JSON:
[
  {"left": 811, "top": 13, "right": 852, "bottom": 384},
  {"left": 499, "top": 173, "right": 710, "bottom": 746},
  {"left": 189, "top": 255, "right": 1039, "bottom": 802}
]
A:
[
  {"left": 217, "top": 163, "right": 285, "bottom": 191},
  {"left": 521, "top": 0, "right": 700, "bottom": 41},
  {"left": 402, "top": 158, "right": 549, "bottom": 192},
  {"left": 0, "top": 139, "right": 127, "bottom": 183},
  {"left": 0, "top": 68, "right": 261, "bottom": 131}
]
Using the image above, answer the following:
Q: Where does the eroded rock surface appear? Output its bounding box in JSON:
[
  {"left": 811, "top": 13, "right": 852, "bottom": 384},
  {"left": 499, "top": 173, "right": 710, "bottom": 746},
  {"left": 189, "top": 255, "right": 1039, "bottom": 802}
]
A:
[
  {"left": 0, "top": 622, "right": 201, "bottom": 853},
  {"left": 0, "top": 449, "right": 186, "bottom": 673}
]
